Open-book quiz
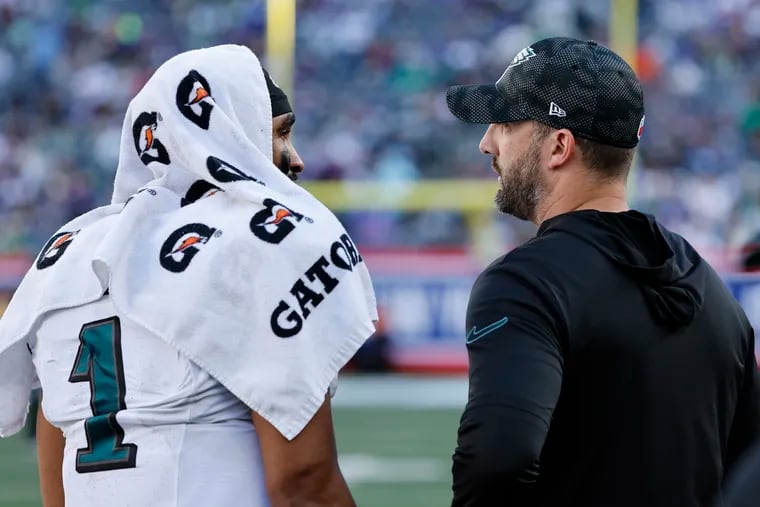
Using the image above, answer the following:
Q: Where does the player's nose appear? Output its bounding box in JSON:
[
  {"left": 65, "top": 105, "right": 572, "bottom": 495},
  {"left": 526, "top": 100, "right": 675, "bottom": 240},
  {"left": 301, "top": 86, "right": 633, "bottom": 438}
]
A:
[{"left": 289, "top": 145, "right": 305, "bottom": 175}]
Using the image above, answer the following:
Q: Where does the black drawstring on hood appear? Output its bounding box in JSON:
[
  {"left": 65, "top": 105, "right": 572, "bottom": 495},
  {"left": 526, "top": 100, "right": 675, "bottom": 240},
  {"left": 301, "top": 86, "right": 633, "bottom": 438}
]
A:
[{"left": 539, "top": 210, "right": 706, "bottom": 329}]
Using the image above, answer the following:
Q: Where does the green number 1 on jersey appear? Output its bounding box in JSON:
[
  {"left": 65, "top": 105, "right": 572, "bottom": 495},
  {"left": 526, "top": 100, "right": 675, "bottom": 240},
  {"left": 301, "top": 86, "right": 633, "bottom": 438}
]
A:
[{"left": 68, "top": 316, "right": 137, "bottom": 473}]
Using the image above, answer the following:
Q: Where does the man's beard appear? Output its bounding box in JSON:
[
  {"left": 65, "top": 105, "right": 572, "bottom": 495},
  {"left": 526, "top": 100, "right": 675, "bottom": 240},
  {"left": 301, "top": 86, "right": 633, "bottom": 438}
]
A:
[
  {"left": 277, "top": 149, "right": 297, "bottom": 181},
  {"left": 494, "top": 144, "right": 544, "bottom": 222}
]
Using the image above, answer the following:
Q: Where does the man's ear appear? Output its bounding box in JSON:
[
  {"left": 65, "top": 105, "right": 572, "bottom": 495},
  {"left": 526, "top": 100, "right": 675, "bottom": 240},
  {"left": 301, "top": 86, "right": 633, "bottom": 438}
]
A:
[{"left": 547, "top": 129, "right": 575, "bottom": 170}]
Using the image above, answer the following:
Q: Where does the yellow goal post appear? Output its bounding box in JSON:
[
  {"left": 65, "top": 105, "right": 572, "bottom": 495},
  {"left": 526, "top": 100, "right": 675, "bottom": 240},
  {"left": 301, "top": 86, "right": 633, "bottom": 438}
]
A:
[{"left": 271, "top": 0, "right": 641, "bottom": 256}]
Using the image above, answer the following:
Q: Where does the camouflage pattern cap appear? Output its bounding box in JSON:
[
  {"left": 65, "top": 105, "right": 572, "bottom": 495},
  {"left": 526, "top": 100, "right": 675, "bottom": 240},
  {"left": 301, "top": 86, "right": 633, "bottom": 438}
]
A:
[{"left": 446, "top": 37, "right": 645, "bottom": 148}]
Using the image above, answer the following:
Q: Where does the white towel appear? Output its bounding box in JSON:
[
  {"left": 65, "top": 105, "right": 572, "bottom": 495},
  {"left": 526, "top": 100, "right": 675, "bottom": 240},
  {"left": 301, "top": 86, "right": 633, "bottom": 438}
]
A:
[{"left": 0, "top": 45, "right": 377, "bottom": 440}]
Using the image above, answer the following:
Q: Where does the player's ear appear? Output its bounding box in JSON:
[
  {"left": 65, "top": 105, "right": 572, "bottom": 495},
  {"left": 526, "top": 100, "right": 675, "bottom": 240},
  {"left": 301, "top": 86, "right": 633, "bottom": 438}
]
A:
[{"left": 547, "top": 129, "right": 575, "bottom": 170}]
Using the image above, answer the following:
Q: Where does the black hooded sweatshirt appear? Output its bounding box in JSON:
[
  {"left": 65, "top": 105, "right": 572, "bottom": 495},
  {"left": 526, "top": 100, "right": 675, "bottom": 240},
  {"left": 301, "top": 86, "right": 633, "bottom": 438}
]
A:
[{"left": 452, "top": 210, "right": 760, "bottom": 507}]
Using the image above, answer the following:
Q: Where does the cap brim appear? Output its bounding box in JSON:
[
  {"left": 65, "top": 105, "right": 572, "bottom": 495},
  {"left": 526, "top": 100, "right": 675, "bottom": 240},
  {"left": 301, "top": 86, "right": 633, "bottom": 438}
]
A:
[{"left": 446, "top": 84, "right": 516, "bottom": 124}]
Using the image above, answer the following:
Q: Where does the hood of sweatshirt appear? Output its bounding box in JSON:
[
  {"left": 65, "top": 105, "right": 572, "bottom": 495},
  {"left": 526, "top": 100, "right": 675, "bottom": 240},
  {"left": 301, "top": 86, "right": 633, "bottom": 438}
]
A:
[{"left": 538, "top": 210, "right": 706, "bottom": 329}]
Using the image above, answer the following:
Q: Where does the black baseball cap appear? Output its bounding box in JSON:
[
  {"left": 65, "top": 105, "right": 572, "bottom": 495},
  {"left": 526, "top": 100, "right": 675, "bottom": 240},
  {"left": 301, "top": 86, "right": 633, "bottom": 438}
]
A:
[{"left": 447, "top": 37, "right": 645, "bottom": 148}]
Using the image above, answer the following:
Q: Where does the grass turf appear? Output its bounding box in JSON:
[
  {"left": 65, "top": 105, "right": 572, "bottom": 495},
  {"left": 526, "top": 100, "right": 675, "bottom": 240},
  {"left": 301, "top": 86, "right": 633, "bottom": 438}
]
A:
[{"left": 0, "top": 407, "right": 460, "bottom": 507}]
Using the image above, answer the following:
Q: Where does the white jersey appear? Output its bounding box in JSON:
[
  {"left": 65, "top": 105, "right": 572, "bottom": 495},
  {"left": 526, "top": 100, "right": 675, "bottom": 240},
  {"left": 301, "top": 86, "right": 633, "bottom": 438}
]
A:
[
  {"left": 0, "top": 46, "right": 377, "bottom": 506},
  {"left": 30, "top": 295, "right": 270, "bottom": 507}
]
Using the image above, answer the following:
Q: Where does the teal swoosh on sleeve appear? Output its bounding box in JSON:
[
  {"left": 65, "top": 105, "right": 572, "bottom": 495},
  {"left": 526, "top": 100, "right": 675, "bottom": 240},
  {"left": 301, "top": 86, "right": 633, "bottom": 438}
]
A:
[{"left": 465, "top": 316, "right": 509, "bottom": 344}]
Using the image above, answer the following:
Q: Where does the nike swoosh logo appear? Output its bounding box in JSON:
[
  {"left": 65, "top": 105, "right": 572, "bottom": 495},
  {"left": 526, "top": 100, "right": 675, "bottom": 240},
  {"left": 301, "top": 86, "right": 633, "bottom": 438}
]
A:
[{"left": 466, "top": 317, "right": 509, "bottom": 344}]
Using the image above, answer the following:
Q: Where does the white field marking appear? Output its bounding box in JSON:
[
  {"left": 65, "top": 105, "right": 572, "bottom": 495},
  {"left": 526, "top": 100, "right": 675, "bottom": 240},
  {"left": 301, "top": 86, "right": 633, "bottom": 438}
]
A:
[
  {"left": 339, "top": 453, "right": 448, "bottom": 483},
  {"left": 332, "top": 375, "right": 467, "bottom": 409}
]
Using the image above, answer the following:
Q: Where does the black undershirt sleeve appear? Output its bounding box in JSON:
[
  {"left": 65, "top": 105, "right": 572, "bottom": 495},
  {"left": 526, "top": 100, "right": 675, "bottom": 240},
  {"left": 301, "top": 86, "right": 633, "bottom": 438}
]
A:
[{"left": 452, "top": 263, "right": 565, "bottom": 507}]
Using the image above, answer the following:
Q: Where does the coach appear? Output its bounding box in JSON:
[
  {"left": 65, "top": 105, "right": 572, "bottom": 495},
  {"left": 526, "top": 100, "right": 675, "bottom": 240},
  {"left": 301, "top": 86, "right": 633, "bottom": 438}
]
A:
[{"left": 446, "top": 37, "right": 760, "bottom": 506}]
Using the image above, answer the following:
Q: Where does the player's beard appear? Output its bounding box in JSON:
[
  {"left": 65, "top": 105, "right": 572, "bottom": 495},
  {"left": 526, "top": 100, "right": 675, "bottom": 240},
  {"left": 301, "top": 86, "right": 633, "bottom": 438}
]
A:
[
  {"left": 276, "top": 148, "right": 297, "bottom": 181},
  {"left": 494, "top": 143, "right": 545, "bottom": 222}
]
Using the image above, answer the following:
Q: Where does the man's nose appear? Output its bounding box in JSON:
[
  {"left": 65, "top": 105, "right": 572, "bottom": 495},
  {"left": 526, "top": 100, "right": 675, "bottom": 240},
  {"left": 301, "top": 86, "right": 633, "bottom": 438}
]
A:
[
  {"left": 289, "top": 145, "right": 305, "bottom": 174},
  {"left": 479, "top": 125, "right": 497, "bottom": 155}
]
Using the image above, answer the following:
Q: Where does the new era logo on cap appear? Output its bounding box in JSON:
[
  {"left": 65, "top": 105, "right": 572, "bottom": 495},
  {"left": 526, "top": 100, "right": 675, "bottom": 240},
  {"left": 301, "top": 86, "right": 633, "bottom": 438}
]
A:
[
  {"left": 549, "top": 102, "right": 566, "bottom": 117},
  {"left": 507, "top": 46, "right": 536, "bottom": 69}
]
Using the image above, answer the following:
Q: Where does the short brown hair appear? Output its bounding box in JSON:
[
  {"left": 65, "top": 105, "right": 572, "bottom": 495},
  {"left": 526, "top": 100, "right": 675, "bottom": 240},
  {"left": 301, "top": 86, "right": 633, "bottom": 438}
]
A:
[{"left": 533, "top": 121, "right": 634, "bottom": 180}]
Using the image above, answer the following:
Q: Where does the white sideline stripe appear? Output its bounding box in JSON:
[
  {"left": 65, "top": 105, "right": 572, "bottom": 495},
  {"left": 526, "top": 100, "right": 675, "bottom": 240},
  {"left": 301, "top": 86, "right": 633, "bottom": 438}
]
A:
[
  {"left": 339, "top": 453, "right": 448, "bottom": 483},
  {"left": 333, "top": 375, "right": 468, "bottom": 409}
]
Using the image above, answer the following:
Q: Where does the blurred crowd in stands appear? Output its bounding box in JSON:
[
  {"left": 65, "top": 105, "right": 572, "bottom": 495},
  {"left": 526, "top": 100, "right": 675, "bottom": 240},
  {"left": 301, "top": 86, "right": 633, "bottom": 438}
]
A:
[{"left": 2, "top": 0, "right": 760, "bottom": 269}]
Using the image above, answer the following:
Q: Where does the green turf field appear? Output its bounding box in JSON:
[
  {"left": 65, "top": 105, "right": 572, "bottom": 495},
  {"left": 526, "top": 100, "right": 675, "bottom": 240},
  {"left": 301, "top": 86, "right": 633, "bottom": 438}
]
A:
[
  {"left": 0, "top": 433, "right": 39, "bottom": 507},
  {"left": 334, "top": 408, "right": 459, "bottom": 507},
  {"left": 0, "top": 407, "right": 460, "bottom": 507}
]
